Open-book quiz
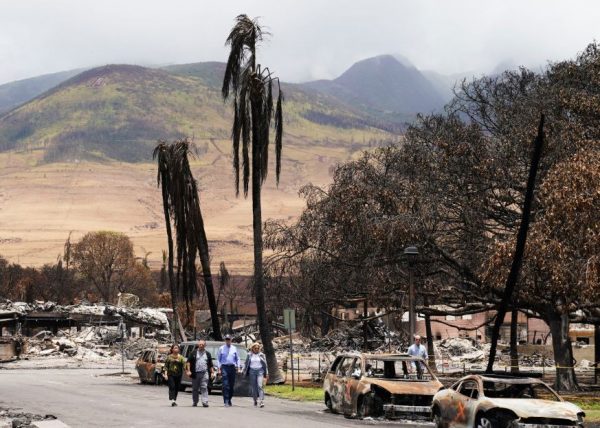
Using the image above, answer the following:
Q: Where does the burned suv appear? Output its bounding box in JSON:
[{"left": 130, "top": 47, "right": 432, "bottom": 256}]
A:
[
  {"left": 135, "top": 345, "right": 170, "bottom": 385},
  {"left": 323, "top": 353, "right": 443, "bottom": 419}
]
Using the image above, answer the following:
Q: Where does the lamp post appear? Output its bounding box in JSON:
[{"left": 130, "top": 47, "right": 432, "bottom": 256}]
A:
[{"left": 404, "top": 245, "right": 419, "bottom": 341}]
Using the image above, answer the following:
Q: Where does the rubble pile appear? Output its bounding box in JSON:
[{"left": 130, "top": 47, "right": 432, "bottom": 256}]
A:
[
  {"left": 0, "top": 299, "right": 172, "bottom": 365},
  {"left": 0, "top": 299, "right": 171, "bottom": 331},
  {"left": 0, "top": 407, "right": 57, "bottom": 428},
  {"left": 436, "top": 337, "right": 487, "bottom": 365},
  {"left": 23, "top": 326, "right": 164, "bottom": 362},
  {"left": 517, "top": 352, "right": 554, "bottom": 367},
  {"left": 272, "top": 319, "right": 406, "bottom": 353},
  {"left": 438, "top": 337, "right": 479, "bottom": 356}
]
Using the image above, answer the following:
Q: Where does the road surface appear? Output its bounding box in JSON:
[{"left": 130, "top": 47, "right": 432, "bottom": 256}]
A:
[{"left": 0, "top": 368, "right": 433, "bottom": 427}]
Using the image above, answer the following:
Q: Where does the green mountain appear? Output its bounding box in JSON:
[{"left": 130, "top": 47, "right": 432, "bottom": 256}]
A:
[
  {"left": 0, "top": 64, "right": 395, "bottom": 163},
  {"left": 0, "top": 69, "right": 85, "bottom": 114}
]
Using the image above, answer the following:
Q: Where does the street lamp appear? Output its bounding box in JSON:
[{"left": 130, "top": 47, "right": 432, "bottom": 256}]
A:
[{"left": 404, "top": 246, "right": 419, "bottom": 341}]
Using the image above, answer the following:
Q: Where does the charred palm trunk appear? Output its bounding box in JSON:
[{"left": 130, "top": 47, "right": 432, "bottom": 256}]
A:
[
  {"left": 486, "top": 115, "right": 544, "bottom": 373},
  {"left": 251, "top": 102, "right": 283, "bottom": 384},
  {"left": 160, "top": 177, "right": 180, "bottom": 342},
  {"left": 193, "top": 205, "right": 223, "bottom": 340}
]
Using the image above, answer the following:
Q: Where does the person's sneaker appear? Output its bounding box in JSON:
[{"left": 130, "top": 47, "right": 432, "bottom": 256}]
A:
[
  {"left": 171, "top": 401, "right": 177, "bottom": 407},
  {"left": 192, "top": 403, "right": 197, "bottom": 407},
  {"left": 260, "top": 401, "right": 264, "bottom": 408},
  {"left": 253, "top": 401, "right": 257, "bottom": 407},
  {"left": 228, "top": 400, "right": 232, "bottom": 406},
  {"left": 202, "top": 403, "right": 209, "bottom": 408}
]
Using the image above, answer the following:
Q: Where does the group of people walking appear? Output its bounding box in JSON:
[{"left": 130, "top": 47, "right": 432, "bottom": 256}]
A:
[{"left": 162, "top": 334, "right": 268, "bottom": 408}]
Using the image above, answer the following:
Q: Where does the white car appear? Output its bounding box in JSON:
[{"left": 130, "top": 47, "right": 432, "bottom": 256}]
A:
[{"left": 432, "top": 374, "right": 585, "bottom": 428}]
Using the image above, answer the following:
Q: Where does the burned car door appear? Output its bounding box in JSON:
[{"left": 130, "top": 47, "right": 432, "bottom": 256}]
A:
[
  {"left": 136, "top": 350, "right": 152, "bottom": 383},
  {"left": 454, "top": 380, "right": 479, "bottom": 428},
  {"left": 341, "top": 357, "right": 361, "bottom": 416},
  {"left": 332, "top": 357, "right": 354, "bottom": 413}
]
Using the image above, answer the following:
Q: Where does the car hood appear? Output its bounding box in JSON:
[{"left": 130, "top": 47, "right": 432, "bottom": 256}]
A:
[
  {"left": 368, "top": 378, "right": 443, "bottom": 395},
  {"left": 484, "top": 398, "right": 582, "bottom": 420}
]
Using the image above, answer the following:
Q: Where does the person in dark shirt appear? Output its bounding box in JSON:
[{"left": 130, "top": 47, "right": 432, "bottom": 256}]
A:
[{"left": 164, "top": 344, "right": 187, "bottom": 406}]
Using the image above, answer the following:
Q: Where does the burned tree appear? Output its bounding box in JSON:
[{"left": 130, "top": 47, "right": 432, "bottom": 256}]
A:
[
  {"left": 222, "top": 14, "right": 284, "bottom": 383},
  {"left": 153, "top": 140, "right": 222, "bottom": 340}
]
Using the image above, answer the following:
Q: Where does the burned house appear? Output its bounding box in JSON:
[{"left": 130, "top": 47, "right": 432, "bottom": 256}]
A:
[{"left": 0, "top": 300, "right": 171, "bottom": 360}]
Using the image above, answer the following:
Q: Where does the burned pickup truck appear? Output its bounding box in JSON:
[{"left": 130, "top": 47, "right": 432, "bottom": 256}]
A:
[{"left": 323, "top": 353, "right": 443, "bottom": 420}]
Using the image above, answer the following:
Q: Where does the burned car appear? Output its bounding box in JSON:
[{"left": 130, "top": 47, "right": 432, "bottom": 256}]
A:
[
  {"left": 323, "top": 353, "right": 443, "bottom": 419},
  {"left": 135, "top": 345, "right": 170, "bottom": 385},
  {"left": 432, "top": 374, "right": 585, "bottom": 428}
]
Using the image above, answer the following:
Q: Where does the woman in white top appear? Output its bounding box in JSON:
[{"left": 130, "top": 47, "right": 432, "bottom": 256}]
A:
[{"left": 242, "top": 342, "right": 269, "bottom": 407}]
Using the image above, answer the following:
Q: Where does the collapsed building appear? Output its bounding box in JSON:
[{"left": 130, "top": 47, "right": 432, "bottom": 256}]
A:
[{"left": 0, "top": 299, "right": 171, "bottom": 361}]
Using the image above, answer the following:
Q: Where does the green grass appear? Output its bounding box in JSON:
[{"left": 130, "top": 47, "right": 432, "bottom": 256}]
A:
[
  {"left": 571, "top": 399, "right": 600, "bottom": 422},
  {"left": 264, "top": 384, "right": 324, "bottom": 402}
]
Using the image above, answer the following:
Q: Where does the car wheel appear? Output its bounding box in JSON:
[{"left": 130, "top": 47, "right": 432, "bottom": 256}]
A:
[
  {"left": 357, "top": 395, "right": 369, "bottom": 418},
  {"left": 357, "top": 392, "right": 383, "bottom": 419},
  {"left": 476, "top": 415, "right": 494, "bottom": 428},
  {"left": 433, "top": 408, "right": 448, "bottom": 428},
  {"left": 324, "top": 393, "right": 333, "bottom": 412}
]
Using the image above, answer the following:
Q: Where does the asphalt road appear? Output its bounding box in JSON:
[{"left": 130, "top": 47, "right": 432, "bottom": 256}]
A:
[{"left": 0, "top": 369, "right": 433, "bottom": 428}]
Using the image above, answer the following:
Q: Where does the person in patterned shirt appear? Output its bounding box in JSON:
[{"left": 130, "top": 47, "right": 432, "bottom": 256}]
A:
[{"left": 164, "top": 344, "right": 187, "bottom": 406}]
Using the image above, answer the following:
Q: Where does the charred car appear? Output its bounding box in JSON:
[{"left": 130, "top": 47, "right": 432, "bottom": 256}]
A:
[
  {"left": 432, "top": 374, "right": 585, "bottom": 428},
  {"left": 135, "top": 345, "right": 170, "bottom": 385},
  {"left": 323, "top": 353, "right": 443, "bottom": 419}
]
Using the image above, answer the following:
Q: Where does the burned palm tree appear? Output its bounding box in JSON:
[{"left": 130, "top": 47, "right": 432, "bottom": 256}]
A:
[
  {"left": 153, "top": 142, "right": 181, "bottom": 341},
  {"left": 153, "top": 140, "right": 222, "bottom": 340},
  {"left": 222, "top": 14, "right": 284, "bottom": 383}
]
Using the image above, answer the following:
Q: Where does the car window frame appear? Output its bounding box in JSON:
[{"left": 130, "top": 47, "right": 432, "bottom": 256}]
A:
[
  {"left": 458, "top": 380, "right": 479, "bottom": 399},
  {"left": 330, "top": 356, "right": 343, "bottom": 374},
  {"left": 336, "top": 357, "right": 354, "bottom": 377}
]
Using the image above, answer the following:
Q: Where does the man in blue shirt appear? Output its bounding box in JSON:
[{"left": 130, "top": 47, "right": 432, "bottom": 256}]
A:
[
  {"left": 216, "top": 334, "right": 242, "bottom": 406},
  {"left": 407, "top": 335, "right": 428, "bottom": 377}
]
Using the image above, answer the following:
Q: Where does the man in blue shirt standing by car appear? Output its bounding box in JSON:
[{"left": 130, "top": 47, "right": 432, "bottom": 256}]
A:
[
  {"left": 217, "top": 334, "right": 242, "bottom": 406},
  {"left": 407, "top": 335, "right": 428, "bottom": 378}
]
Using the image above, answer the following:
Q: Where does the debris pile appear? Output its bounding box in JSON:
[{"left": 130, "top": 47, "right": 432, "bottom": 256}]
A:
[
  {"left": 519, "top": 352, "right": 554, "bottom": 367},
  {"left": 0, "top": 299, "right": 171, "bottom": 331},
  {"left": 437, "top": 337, "right": 485, "bottom": 363},
  {"left": 0, "top": 407, "right": 58, "bottom": 428},
  {"left": 0, "top": 299, "right": 172, "bottom": 366},
  {"left": 272, "top": 319, "right": 406, "bottom": 353},
  {"left": 23, "top": 326, "right": 165, "bottom": 362}
]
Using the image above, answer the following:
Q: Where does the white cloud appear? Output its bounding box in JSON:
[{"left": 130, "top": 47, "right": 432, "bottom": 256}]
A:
[{"left": 0, "top": 0, "right": 599, "bottom": 84}]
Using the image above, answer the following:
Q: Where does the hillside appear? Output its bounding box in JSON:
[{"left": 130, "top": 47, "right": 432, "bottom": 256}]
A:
[
  {"left": 303, "top": 55, "right": 445, "bottom": 122},
  {"left": 0, "top": 69, "right": 85, "bottom": 115},
  {"left": 0, "top": 64, "right": 395, "bottom": 163}
]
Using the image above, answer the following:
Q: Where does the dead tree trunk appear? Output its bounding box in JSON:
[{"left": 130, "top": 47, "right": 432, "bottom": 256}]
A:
[
  {"left": 486, "top": 115, "right": 545, "bottom": 373},
  {"left": 424, "top": 297, "right": 436, "bottom": 372},
  {"left": 510, "top": 307, "right": 519, "bottom": 373},
  {"left": 595, "top": 323, "right": 600, "bottom": 385},
  {"left": 547, "top": 307, "right": 578, "bottom": 391},
  {"left": 425, "top": 313, "right": 436, "bottom": 372}
]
